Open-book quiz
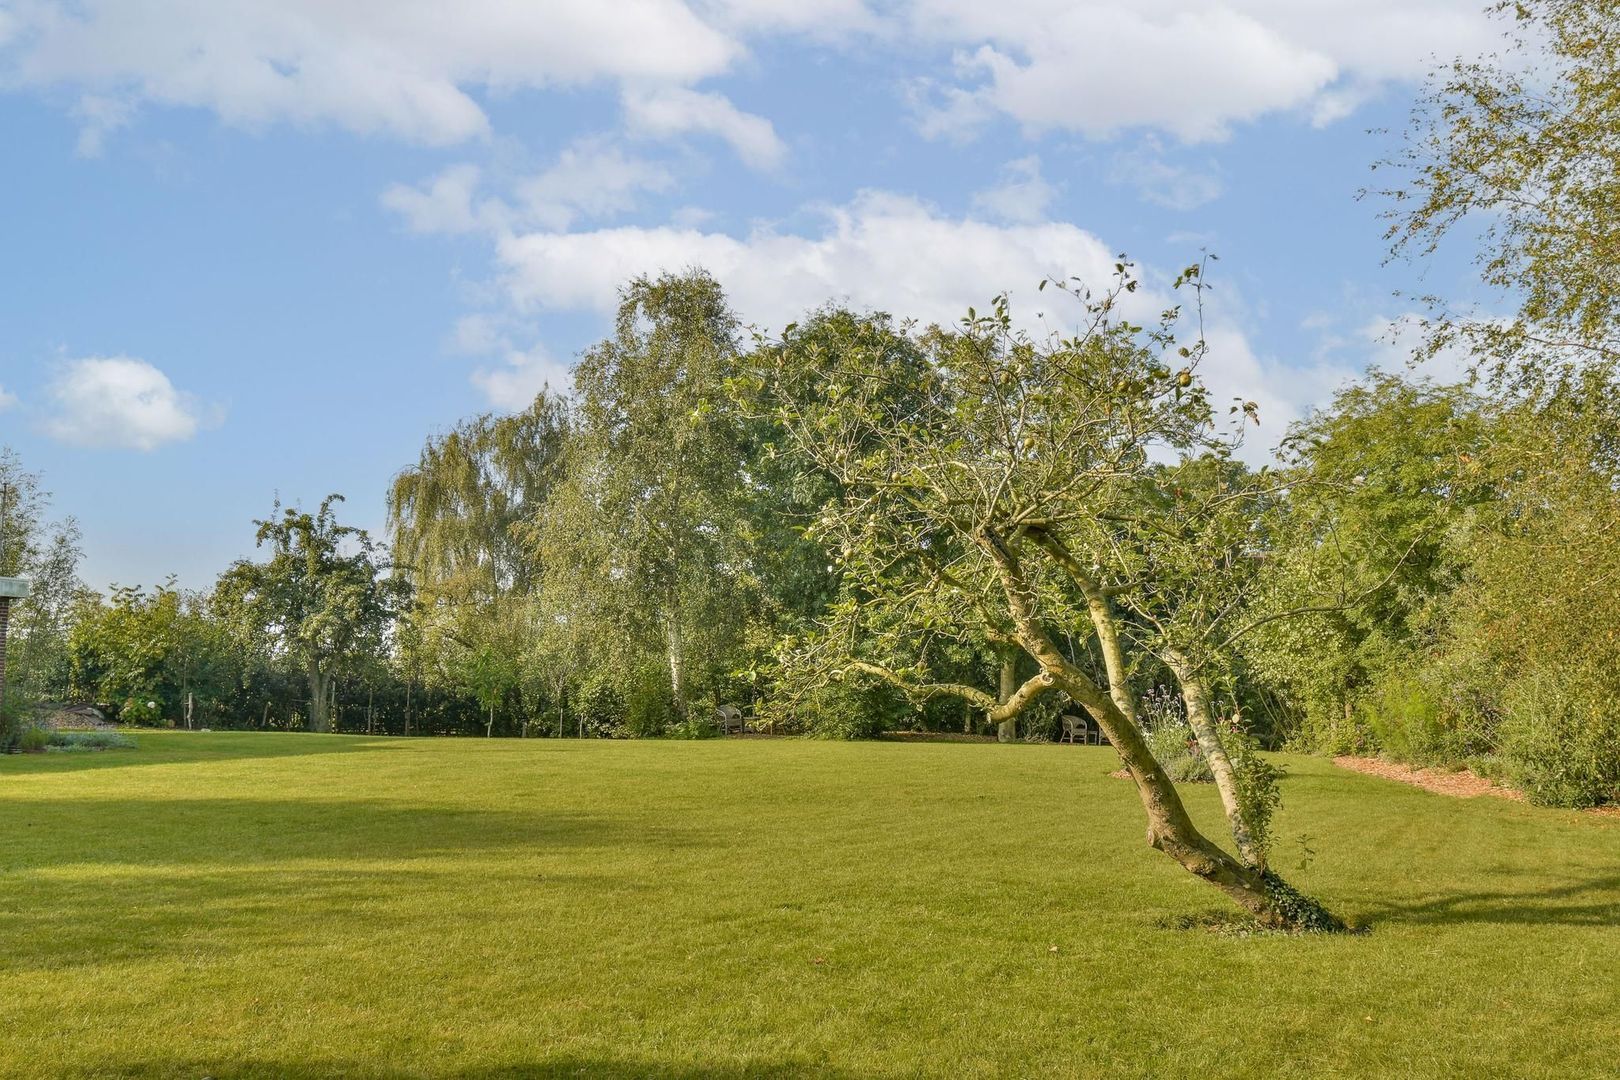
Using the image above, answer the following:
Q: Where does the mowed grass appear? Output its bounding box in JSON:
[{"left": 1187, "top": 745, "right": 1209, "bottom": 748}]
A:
[{"left": 1, "top": 733, "right": 1617, "bottom": 1079}]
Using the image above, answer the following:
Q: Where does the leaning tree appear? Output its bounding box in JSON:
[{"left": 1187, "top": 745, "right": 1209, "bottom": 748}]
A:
[{"left": 756, "top": 266, "right": 1345, "bottom": 930}]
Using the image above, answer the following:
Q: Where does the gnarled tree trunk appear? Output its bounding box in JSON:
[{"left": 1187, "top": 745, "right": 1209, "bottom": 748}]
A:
[{"left": 982, "top": 527, "right": 1341, "bottom": 931}]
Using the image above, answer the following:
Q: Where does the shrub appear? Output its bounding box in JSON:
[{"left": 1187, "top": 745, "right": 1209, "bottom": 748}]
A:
[
  {"left": 1144, "top": 720, "right": 1212, "bottom": 783},
  {"left": 1017, "top": 692, "right": 1064, "bottom": 743},
  {"left": 0, "top": 694, "right": 31, "bottom": 752},
  {"left": 17, "top": 725, "right": 50, "bottom": 753},
  {"left": 46, "top": 730, "right": 137, "bottom": 751},
  {"left": 1140, "top": 685, "right": 1212, "bottom": 782},
  {"left": 1358, "top": 667, "right": 1493, "bottom": 767},
  {"left": 622, "top": 667, "right": 675, "bottom": 738},
  {"left": 572, "top": 674, "right": 626, "bottom": 737},
  {"left": 787, "top": 678, "right": 905, "bottom": 739},
  {"left": 1496, "top": 671, "right": 1620, "bottom": 809},
  {"left": 116, "top": 696, "right": 170, "bottom": 727}
]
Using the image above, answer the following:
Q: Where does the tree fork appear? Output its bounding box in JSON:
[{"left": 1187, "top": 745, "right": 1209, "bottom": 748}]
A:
[{"left": 981, "top": 526, "right": 1343, "bottom": 931}]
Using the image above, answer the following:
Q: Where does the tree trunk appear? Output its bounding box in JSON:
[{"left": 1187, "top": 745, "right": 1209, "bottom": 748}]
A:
[
  {"left": 404, "top": 678, "right": 412, "bottom": 737},
  {"left": 1162, "top": 647, "right": 1264, "bottom": 869},
  {"left": 981, "top": 528, "right": 1341, "bottom": 931},
  {"left": 307, "top": 663, "right": 331, "bottom": 733},
  {"left": 665, "top": 615, "right": 688, "bottom": 720},
  {"left": 486, "top": 700, "right": 495, "bottom": 738},
  {"left": 1084, "top": 592, "right": 1140, "bottom": 726},
  {"left": 996, "top": 652, "right": 1019, "bottom": 742}
]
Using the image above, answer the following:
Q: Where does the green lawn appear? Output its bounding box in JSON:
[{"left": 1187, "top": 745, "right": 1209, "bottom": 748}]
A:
[{"left": 1, "top": 733, "right": 1616, "bottom": 1079}]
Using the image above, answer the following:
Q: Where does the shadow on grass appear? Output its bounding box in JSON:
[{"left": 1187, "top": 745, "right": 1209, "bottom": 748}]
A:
[
  {"left": 1359, "top": 872, "right": 1620, "bottom": 927},
  {"left": 0, "top": 795, "right": 696, "bottom": 974},
  {"left": 2, "top": 795, "right": 697, "bottom": 871},
  {"left": 0, "top": 731, "right": 406, "bottom": 777},
  {"left": 81, "top": 1056, "right": 861, "bottom": 1079}
]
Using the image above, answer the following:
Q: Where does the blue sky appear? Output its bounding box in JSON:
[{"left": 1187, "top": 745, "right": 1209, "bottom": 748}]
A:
[{"left": 0, "top": 1, "right": 1497, "bottom": 591}]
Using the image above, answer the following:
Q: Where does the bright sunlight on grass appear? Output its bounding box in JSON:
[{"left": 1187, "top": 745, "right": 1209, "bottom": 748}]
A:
[{"left": 3, "top": 732, "right": 1617, "bottom": 1078}]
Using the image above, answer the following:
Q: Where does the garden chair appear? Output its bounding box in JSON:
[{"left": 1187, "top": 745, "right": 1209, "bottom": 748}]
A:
[
  {"left": 715, "top": 704, "right": 746, "bottom": 736},
  {"left": 1059, "top": 714, "right": 1089, "bottom": 744}
]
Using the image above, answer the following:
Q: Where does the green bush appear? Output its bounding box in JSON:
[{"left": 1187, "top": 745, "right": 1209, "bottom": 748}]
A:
[
  {"left": 572, "top": 674, "right": 626, "bottom": 737},
  {"left": 1360, "top": 675, "right": 1452, "bottom": 765},
  {"left": 0, "top": 695, "right": 30, "bottom": 752},
  {"left": 17, "top": 725, "right": 50, "bottom": 753},
  {"left": 622, "top": 667, "right": 675, "bottom": 738},
  {"left": 1017, "top": 692, "right": 1064, "bottom": 743},
  {"left": 1496, "top": 672, "right": 1620, "bottom": 809},
  {"left": 46, "top": 729, "right": 137, "bottom": 751},
  {"left": 1144, "top": 720, "right": 1212, "bottom": 783},
  {"left": 790, "top": 678, "right": 905, "bottom": 739}
]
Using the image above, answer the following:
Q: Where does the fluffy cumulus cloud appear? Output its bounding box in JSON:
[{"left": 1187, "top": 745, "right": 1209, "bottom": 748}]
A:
[
  {"left": 1197, "top": 324, "right": 1356, "bottom": 457},
  {"left": 380, "top": 163, "right": 494, "bottom": 235},
  {"left": 907, "top": 0, "right": 1495, "bottom": 141},
  {"left": 491, "top": 190, "right": 1367, "bottom": 455},
  {"left": 516, "top": 139, "right": 677, "bottom": 230},
  {"left": 493, "top": 190, "right": 1122, "bottom": 332},
  {"left": 43, "top": 356, "right": 213, "bottom": 450},
  {"left": 0, "top": 0, "right": 738, "bottom": 145},
  {"left": 0, "top": 0, "right": 1495, "bottom": 156},
  {"left": 621, "top": 87, "right": 785, "bottom": 170}
]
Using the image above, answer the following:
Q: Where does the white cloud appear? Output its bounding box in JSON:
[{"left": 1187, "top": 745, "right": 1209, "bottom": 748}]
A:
[
  {"left": 70, "top": 92, "right": 135, "bottom": 156},
  {"left": 2, "top": 0, "right": 738, "bottom": 146},
  {"left": 707, "top": 0, "right": 878, "bottom": 36},
  {"left": 906, "top": 0, "right": 1495, "bottom": 141},
  {"left": 44, "top": 356, "right": 213, "bottom": 450},
  {"left": 1, "top": 0, "right": 1498, "bottom": 157},
  {"left": 447, "top": 313, "right": 511, "bottom": 356},
  {"left": 384, "top": 140, "right": 676, "bottom": 236},
  {"left": 494, "top": 190, "right": 1121, "bottom": 332},
  {"left": 670, "top": 205, "right": 718, "bottom": 230},
  {"left": 491, "top": 189, "right": 1372, "bottom": 459},
  {"left": 381, "top": 164, "right": 497, "bottom": 235},
  {"left": 1109, "top": 140, "right": 1223, "bottom": 210},
  {"left": 516, "top": 138, "right": 675, "bottom": 231},
  {"left": 1198, "top": 323, "right": 1357, "bottom": 460},
  {"left": 1359, "top": 312, "right": 1480, "bottom": 384},
  {"left": 471, "top": 345, "right": 572, "bottom": 410},
  {"left": 0, "top": 384, "right": 17, "bottom": 411},
  {"left": 623, "top": 86, "right": 785, "bottom": 170},
  {"left": 972, "top": 156, "right": 1057, "bottom": 224}
]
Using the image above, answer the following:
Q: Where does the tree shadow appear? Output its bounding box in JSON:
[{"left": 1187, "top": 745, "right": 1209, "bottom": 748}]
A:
[
  {"left": 0, "top": 731, "right": 406, "bottom": 777},
  {"left": 0, "top": 794, "right": 695, "bottom": 974},
  {"left": 1354, "top": 871, "right": 1620, "bottom": 927},
  {"left": 0, "top": 795, "right": 686, "bottom": 871},
  {"left": 71, "top": 1055, "right": 862, "bottom": 1078}
]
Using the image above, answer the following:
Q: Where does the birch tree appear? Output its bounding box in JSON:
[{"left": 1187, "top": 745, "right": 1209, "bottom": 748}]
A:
[{"left": 534, "top": 271, "right": 757, "bottom": 721}]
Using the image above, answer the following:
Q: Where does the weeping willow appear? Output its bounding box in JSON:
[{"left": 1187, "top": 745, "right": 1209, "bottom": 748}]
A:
[{"left": 387, "top": 391, "right": 570, "bottom": 603}]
